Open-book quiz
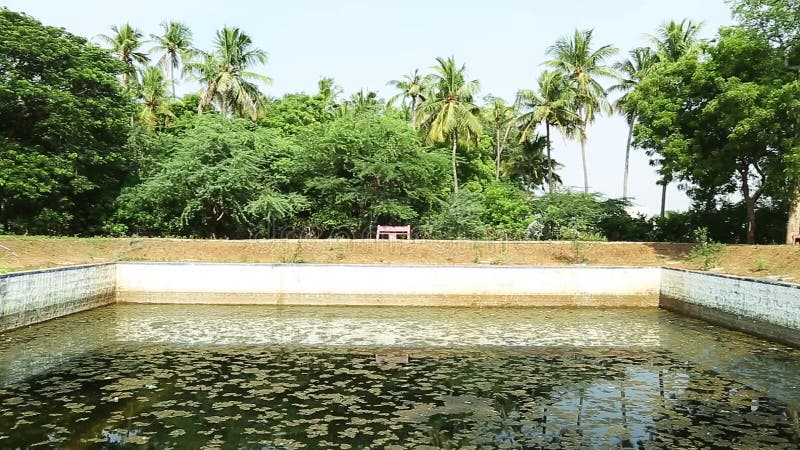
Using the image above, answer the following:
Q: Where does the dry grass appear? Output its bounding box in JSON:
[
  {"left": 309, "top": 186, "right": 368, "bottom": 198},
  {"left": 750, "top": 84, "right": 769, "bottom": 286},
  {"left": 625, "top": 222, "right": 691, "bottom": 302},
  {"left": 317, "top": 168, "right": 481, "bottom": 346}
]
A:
[{"left": 0, "top": 235, "right": 798, "bottom": 282}]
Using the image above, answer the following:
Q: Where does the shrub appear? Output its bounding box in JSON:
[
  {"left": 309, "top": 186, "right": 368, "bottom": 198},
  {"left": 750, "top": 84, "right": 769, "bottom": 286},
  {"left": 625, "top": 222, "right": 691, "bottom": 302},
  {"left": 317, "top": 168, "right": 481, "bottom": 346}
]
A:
[{"left": 687, "top": 227, "right": 726, "bottom": 270}]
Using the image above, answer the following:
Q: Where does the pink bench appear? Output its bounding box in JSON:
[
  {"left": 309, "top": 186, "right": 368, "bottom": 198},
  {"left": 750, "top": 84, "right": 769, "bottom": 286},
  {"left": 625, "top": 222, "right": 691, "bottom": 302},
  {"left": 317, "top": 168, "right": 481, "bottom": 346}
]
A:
[
  {"left": 376, "top": 225, "right": 411, "bottom": 241},
  {"left": 793, "top": 233, "right": 800, "bottom": 245}
]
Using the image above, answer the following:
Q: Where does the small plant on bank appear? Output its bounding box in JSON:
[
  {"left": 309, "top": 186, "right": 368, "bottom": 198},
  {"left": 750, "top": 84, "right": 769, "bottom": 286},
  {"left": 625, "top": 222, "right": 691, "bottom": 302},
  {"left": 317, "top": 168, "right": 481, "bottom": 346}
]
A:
[
  {"left": 280, "top": 241, "right": 304, "bottom": 264},
  {"left": 687, "top": 227, "right": 725, "bottom": 270},
  {"left": 754, "top": 256, "right": 772, "bottom": 272},
  {"left": 561, "top": 226, "right": 606, "bottom": 265},
  {"left": 489, "top": 255, "right": 505, "bottom": 265}
]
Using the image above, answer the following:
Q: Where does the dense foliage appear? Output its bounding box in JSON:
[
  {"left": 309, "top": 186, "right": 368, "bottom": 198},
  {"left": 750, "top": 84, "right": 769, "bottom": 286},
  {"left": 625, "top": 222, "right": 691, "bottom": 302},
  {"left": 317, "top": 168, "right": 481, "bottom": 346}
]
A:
[
  {"left": 0, "top": 9, "right": 133, "bottom": 235},
  {"left": 2, "top": 3, "right": 800, "bottom": 243}
]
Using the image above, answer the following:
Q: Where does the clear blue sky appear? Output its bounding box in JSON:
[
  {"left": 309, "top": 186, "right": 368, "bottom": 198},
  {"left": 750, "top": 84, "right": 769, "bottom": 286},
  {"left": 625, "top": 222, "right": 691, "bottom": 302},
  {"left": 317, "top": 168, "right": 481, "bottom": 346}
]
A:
[{"left": 4, "top": 0, "right": 734, "bottom": 214}]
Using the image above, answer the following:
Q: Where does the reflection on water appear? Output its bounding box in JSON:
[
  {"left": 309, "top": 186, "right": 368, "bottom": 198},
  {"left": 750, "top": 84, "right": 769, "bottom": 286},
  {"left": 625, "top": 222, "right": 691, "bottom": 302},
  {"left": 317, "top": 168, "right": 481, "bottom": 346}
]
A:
[{"left": 0, "top": 304, "right": 798, "bottom": 448}]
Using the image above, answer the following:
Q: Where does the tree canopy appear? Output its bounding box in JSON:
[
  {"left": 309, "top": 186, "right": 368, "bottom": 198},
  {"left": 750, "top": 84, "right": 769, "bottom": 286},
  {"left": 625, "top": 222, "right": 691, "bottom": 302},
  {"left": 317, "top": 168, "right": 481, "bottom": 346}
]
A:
[
  {"left": 1, "top": 3, "right": 800, "bottom": 244},
  {"left": 0, "top": 9, "right": 133, "bottom": 235}
]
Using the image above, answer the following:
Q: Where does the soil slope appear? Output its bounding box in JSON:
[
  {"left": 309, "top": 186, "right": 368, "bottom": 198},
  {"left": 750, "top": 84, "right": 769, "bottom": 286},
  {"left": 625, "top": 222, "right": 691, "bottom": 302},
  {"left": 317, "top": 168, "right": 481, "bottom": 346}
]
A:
[{"left": 0, "top": 236, "right": 798, "bottom": 282}]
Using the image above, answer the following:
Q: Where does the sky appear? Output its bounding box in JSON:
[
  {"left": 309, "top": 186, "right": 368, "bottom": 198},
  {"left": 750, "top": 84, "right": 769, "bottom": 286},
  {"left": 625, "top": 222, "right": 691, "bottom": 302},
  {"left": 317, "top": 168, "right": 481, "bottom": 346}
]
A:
[{"left": 3, "top": 0, "right": 735, "bottom": 215}]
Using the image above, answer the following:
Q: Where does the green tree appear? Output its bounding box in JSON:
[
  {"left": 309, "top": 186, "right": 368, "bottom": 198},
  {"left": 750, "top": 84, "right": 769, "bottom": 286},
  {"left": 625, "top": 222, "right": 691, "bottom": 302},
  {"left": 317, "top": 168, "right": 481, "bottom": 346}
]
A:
[
  {"left": 138, "top": 66, "right": 178, "bottom": 132},
  {"left": 117, "top": 115, "right": 303, "bottom": 237},
  {"left": 610, "top": 47, "right": 659, "bottom": 199},
  {"left": 337, "top": 90, "right": 384, "bottom": 117},
  {"left": 293, "top": 114, "right": 450, "bottom": 234},
  {"left": 98, "top": 23, "right": 149, "bottom": 89},
  {"left": 729, "top": 0, "right": 800, "bottom": 243},
  {"left": 417, "top": 56, "right": 483, "bottom": 193},
  {"left": 545, "top": 29, "right": 618, "bottom": 194},
  {"left": 646, "top": 19, "right": 704, "bottom": 214},
  {"left": 482, "top": 96, "right": 517, "bottom": 180},
  {"left": 504, "top": 135, "right": 561, "bottom": 191},
  {"left": 150, "top": 21, "right": 193, "bottom": 98},
  {"left": 530, "top": 191, "right": 645, "bottom": 241},
  {"left": 728, "top": 0, "right": 800, "bottom": 49},
  {"left": 0, "top": 9, "right": 133, "bottom": 234},
  {"left": 516, "top": 70, "right": 579, "bottom": 193},
  {"left": 259, "top": 93, "right": 329, "bottom": 135},
  {"left": 189, "top": 27, "right": 271, "bottom": 119},
  {"left": 387, "top": 69, "right": 429, "bottom": 129},
  {"left": 633, "top": 27, "right": 790, "bottom": 244}
]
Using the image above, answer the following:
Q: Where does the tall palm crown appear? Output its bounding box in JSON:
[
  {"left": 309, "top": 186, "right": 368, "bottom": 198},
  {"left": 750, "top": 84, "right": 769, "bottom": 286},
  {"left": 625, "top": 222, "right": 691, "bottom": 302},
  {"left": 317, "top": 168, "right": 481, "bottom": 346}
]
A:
[
  {"left": 544, "top": 29, "right": 618, "bottom": 193},
  {"left": 139, "top": 66, "right": 177, "bottom": 132},
  {"left": 150, "top": 21, "right": 193, "bottom": 98},
  {"left": 544, "top": 29, "right": 618, "bottom": 124},
  {"left": 417, "top": 56, "right": 483, "bottom": 193},
  {"left": 387, "top": 69, "right": 429, "bottom": 128},
  {"left": 98, "top": 23, "right": 149, "bottom": 89},
  {"left": 516, "top": 70, "right": 580, "bottom": 193},
  {"left": 648, "top": 19, "right": 703, "bottom": 63},
  {"left": 610, "top": 47, "right": 659, "bottom": 121},
  {"left": 189, "top": 27, "right": 271, "bottom": 120}
]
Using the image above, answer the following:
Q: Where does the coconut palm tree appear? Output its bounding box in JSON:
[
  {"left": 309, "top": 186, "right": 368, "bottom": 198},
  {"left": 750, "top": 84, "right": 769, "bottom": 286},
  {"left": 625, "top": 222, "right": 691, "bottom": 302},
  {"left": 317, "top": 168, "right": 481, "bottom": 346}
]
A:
[
  {"left": 387, "top": 69, "right": 429, "bottom": 129},
  {"left": 516, "top": 70, "right": 580, "bottom": 193},
  {"left": 150, "top": 21, "right": 193, "bottom": 98},
  {"left": 544, "top": 29, "right": 618, "bottom": 194},
  {"left": 610, "top": 47, "right": 659, "bottom": 199},
  {"left": 647, "top": 19, "right": 703, "bottom": 214},
  {"left": 483, "top": 97, "right": 517, "bottom": 180},
  {"left": 417, "top": 56, "right": 483, "bottom": 193},
  {"left": 648, "top": 19, "right": 704, "bottom": 63},
  {"left": 98, "top": 23, "right": 149, "bottom": 89},
  {"left": 138, "top": 66, "right": 177, "bottom": 132},
  {"left": 188, "top": 27, "right": 271, "bottom": 119}
]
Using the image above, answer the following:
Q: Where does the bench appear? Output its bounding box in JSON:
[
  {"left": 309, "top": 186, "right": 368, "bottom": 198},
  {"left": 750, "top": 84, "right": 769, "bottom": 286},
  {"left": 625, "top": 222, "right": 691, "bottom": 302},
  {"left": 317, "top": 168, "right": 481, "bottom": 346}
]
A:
[
  {"left": 376, "top": 225, "right": 411, "bottom": 241},
  {"left": 793, "top": 233, "right": 800, "bottom": 245}
]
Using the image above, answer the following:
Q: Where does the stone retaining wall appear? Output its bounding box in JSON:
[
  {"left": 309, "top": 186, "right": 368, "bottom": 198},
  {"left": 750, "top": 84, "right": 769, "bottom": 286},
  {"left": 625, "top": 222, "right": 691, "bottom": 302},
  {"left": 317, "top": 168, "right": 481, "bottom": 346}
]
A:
[
  {"left": 0, "top": 264, "right": 115, "bottom": 332},
  {"left": 660, "top": 268, "right": 800, "bottom": 346}
]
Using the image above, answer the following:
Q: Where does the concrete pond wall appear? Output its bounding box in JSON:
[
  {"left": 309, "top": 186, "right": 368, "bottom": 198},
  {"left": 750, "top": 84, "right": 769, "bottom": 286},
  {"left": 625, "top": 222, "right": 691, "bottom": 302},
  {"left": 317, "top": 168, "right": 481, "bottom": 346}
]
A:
[
  {"left": 661, "top": 268, "right": 800, "bottom": 346},
  {"left": 0, "top": 264, "right": 115, "bottom": 332},
  {"left": 1, "top": 262, "right": 799, "bottom": 347},
  {"left": 115, "top": 263, "right": 661, "bottom": 307}
]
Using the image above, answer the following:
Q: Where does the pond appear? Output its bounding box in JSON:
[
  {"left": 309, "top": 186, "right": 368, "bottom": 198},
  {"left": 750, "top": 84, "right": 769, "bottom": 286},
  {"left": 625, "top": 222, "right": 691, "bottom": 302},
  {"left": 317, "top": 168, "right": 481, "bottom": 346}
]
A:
[{"left": 0, "top": 304, "right": 799, "bottom": 448}]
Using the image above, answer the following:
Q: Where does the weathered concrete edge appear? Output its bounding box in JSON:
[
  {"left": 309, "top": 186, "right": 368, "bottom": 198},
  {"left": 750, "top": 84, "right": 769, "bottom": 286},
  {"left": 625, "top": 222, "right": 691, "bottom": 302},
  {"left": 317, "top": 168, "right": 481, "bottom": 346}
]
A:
[
  {"left": 2, "top": 263, "right": 800, "bottom": 346},
  {"left": 661, "top": 266, "right": 800, "bottom": 290},
  {"left": 116, "top": 291, "right": 657, "bottom": 308},
  {"left": 660, "top": 296, "right": 800, "bottom": 347},
  {"left": 660, "top": 267, "right": 800, "bottom": 346},
  {"left": 0, "top": 264, "right": 116, "bottom": 333},
  {"left": 0, "top": 262, "right": 115, "bottom": 279}
]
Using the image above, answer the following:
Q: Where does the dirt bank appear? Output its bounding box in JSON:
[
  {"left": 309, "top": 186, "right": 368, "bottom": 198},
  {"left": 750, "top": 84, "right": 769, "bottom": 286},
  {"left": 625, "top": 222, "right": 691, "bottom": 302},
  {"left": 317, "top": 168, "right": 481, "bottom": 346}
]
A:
[{"left": 0, "top": 236, "right": 798, "bottom": 282}]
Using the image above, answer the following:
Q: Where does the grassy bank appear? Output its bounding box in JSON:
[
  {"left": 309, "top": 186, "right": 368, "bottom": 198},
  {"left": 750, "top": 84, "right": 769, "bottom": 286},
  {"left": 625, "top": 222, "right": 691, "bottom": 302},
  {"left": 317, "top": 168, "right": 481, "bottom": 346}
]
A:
[{"left": 0, "top": 235, "right": 798, "bottom": 282}]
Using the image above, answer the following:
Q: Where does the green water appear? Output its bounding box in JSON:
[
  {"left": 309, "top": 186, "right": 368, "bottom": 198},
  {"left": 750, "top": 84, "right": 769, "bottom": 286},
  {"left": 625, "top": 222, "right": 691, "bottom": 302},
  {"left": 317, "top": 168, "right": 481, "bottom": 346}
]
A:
[{"left": 0, "top": 304, "right": 799, "bottom": 448}]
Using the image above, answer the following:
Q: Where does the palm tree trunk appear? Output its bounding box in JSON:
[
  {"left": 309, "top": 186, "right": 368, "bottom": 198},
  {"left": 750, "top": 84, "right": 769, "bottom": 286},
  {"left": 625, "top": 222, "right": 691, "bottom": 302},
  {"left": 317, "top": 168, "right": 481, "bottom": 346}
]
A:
[
  {"left": 623, "top": 118, "right": 634, "bottom": 200},
  {"left": 170, "top": 59, "right": 176, "bottom": 98},
  {"left": 410, "top": 96, "right": 417, "bottom": 129},
  {"left": 495, "top": 129, "right": 501, "bottom": 181},
  {"left": 451, "top": 133, "right": 459, "bottom": 193},
  {"left": 660, "top": 181, "right": 667, "bottom": 217},
  {"left": 546, "top": 122, "right": 553, "bottom": 194},
  {"left": 580, "top": 138, "right": 589, "bottom": 195}
]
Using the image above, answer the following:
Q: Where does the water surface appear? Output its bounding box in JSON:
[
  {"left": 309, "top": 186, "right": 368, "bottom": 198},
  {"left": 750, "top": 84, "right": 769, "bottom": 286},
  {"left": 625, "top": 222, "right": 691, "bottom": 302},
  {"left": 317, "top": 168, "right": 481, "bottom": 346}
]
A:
[{"left": 0, "top": 304, "right": 799, "bottom": 448}]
